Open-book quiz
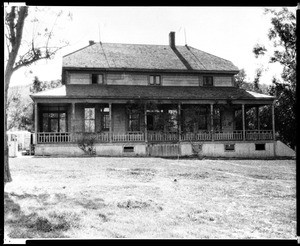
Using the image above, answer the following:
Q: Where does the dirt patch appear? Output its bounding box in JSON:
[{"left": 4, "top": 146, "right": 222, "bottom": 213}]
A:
[
  {"left": 117, "top": 199, "right": 163, "bottom": 211},
  {"left": 177, "top": 172, "right": 210, "bottom": 179},
  {"left": 106, "top": 168, "right": 157, "bottom": 182}
]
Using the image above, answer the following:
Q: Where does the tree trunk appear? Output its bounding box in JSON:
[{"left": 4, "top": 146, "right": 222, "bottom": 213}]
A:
[{"left": 4, "top": 69, "right": 12, "bottom": 183}]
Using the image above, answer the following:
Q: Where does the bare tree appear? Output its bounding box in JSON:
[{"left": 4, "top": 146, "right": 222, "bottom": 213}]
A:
[{"left": 4, "top": 5, "right": 71, "bottom": 183}]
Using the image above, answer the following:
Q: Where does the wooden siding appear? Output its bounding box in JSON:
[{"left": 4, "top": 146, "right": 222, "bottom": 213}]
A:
[
  {"left": 214, "top": 76, "right": 233, "bottom": 86},
  {"left": 66, "top": 71, "right": 234, "bottom": 87},
  {"left": 69, "top": 73, "right": 90, "bottom": 84},
  {"left": 162, "top": 74, "right": 199, "bottom": 86},
  {"left": 107, "top": 73, "right": 147, "bottom": 86}
]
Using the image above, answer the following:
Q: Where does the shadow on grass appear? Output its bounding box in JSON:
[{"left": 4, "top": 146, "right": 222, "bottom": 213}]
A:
[{"left": 4, "top": 192, "right": 75, "bottom": 238}]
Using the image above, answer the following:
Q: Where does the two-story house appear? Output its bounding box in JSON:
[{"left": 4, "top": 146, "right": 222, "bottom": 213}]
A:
[{"left": 31, "top": 32, "right": 290, "bottom": 158}]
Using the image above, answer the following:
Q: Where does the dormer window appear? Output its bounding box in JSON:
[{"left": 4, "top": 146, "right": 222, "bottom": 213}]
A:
[
  {"left": 203, "top": 76, "right": 213, "bottom": 86},
  {"left": 149, "top": 75, "right": 161, "bottom": 85},
  {"left": 92, "top": 74, "right": 104, "bottom": 84}
]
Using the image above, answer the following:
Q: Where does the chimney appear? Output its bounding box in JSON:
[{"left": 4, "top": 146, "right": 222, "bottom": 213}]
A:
[
  {"left": 89, "top": 40, "right": 95, "bottom": 45},
  {"left": 169, "top": 32, "right": 175, "bottom": 48}
]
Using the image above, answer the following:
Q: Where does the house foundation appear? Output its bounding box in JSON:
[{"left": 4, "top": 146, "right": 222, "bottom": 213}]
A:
[{"left": 34, "top": 141, "right": 294, "bottom": 158}]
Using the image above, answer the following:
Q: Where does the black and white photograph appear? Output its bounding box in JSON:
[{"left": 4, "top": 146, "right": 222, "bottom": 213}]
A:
[{"left": 4, "top": 4, "right": 297, "bottom": 241}]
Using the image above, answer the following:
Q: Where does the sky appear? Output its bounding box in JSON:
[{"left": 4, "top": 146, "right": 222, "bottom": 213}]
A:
[{"left": 7, "top": 6, "right": 296, "bottom": 87}]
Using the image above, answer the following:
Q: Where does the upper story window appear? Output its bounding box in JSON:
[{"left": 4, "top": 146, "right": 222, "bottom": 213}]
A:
[
  {"left": 92, "top": 74, "right": 104, "bottom": 84},
  {"left": 203, "top": 76, "right": 213, "bottom": 87},
  {"left": 149, "top": 75, "right": 161, "bottom": 85}
]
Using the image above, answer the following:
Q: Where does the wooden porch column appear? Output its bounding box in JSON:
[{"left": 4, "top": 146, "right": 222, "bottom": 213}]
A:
[
  {"left": 272, "top": 102, "right": 276, "bottom": 140},
  {"left": 210, "top": 103, "right": 214, "bottom": 141},
  {"left": 34, "top": 102, "right": 38, "bottom": 144},
  {"left": 109, "top": 103, "right": 112, "bottom": 143},
  {"left": 256, "top": 106, "right": 260, "bottom": 130},
  {"left": 71, "top": 102, "right": 75, "bottom": 132},
  {"left": 144, "top": 103, "right": 147, "bottom": 143},
  {"left": 242, "top": 104, "right": 246, "bottom": 141},
  {"left": 178, "top": 103, "right": 181, "bottom": 142}
]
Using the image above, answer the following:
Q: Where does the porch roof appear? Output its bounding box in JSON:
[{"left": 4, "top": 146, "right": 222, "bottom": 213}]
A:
[{"left": 30, "top": 85, "right": 275, "bottom": 102}]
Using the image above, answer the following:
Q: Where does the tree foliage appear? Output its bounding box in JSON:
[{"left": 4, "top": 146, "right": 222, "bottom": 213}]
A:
[{"left": 253, "top": 7, "right": 296, "bottom": 148}]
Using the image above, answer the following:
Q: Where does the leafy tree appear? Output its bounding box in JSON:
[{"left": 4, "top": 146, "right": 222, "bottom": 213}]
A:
[
  {"left": 253, "top": 7, "right": 296, "bottom": 149},
  {"left": 234, "top": 69, "right": 247, "bottom": 88},
  {"left": 4, "top": 5, "right": 70, "bottom": 183},
  {"left": 253, "top": 68, "right": 263, "bottom": 93}
]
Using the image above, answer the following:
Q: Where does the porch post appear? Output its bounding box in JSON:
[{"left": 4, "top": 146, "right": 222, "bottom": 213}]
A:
[
  {"left": 71, "top": 103, "right": 75, "bottom": 132},
  {"left": 272, "top": 102, "right": 276, "bottom": 140},
  {"left": 256, "top": 106, "right": 260, "bottom": 130},
  {"left": 144, "top": 103, "right": 147, "bottom": 143},
  {"left": 210, "top": 103, "right": 214, "bottom": 141},
  {"left": 242, "top": 104, "right": 246, "bottom": 141},
  {"left": 109, "top": 103, "right": 112, "bottom": 143},
  {"left": 178, "top": 103, "right": 181, "bottom": 142},
  {"left": 34, "top": 102, "right": 38, "bottom": 144}
]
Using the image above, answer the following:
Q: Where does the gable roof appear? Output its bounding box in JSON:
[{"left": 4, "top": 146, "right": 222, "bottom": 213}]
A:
[
  {"left": 63, "top": 42, "right": 239, "bottom": 73},
  {"left": 31, "top": 85, "right": 275, "bottom": 101}
]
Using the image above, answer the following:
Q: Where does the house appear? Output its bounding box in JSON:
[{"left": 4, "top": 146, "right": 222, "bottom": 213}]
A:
[{"left": 30, "top": 32, "right": 294, "bottom": 158}]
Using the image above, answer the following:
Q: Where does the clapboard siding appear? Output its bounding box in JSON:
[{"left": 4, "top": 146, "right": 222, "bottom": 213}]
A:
[
  {"left": 214, "top": 76, "right": 233, "bottom": 87},
  {"left": 107, "top": 73, "right": 148, "bottom": 86},
  {"left": 163, "top": 75, "right": 199, "bottom": 86},
  {"left": 67, "top": 71, "right": 234, "bottom": 87},
  {"left": 69, "top": 73, "right": 90, "bottom": 84}
]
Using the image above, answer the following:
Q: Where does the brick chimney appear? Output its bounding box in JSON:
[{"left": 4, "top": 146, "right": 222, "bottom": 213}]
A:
[
  {"left": 169, "top": 32, "right": 175, "bottom": 48},
  {"left": 89, "top": 40, "right": 95, "bottom": 45}
]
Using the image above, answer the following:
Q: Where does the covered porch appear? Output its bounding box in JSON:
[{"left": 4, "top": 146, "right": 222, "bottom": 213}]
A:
[{"left": 34, "top": 100, "right": 275, "bottom": 144}]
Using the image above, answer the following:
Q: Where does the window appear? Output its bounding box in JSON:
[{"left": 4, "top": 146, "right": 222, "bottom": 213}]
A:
[
  {"left": 167, "top": 109, "right": 178, "bottom": 132},
  {"left": 84, "top": 108, "right": 95, "bottom": 132},
  {"left": 128, "top": 109, "right": 140, "bottom": 131},
  {"left": 149, "top": 75, "right": 161, "bottom": 85},
  {"left": 198, "top": 107, "right": 208, "bottom": 130},
  {"left": 213, "top": 107, "right": 222, "bottom": 132},
  {"left": 41, "top": 106, "right": 67, "bottom": 132},
  {"left": 92, "top": 74, "right": 104, "bottom": 84},
  {"left": 100, "top": 107, "right": 109, "bottom": 131},
  {"left": 203, "top": 76, "right": 213, "bottom": 86},
  {"left": 147, "top": 109, "right": 164, "bottom": 131},
  {"left": 255, "top": 143, "right": 266, "bottom": 151},
  {"left": 225, "top": 144, "right": 235, "bottom": 151},
  {"left": 123, "top": 146, "right": 134, "bottom": 152}
]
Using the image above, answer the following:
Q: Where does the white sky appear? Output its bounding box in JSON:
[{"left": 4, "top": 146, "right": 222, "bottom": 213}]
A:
[{"left": 8, "top": 6, "right": 296, "bottom": 87}]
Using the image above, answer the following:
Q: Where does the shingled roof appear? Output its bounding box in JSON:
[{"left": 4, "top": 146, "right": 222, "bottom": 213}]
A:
[
  {"left": 31, "top": 85, "right": 274, "bottom": 101},
  {"left": 63, "top": 42, "right": 239, "bottom": 73}
]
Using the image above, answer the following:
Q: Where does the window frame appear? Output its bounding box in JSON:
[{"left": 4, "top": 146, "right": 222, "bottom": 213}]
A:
[
  {"left": 100, "top": 107, "right": 110, "bottom": 132},
  {"left": 40, "top": 106, "right": 68, "bottom": 133},
  {"left": 91, "top": 73, "right": 104, "bottom": 84},
  {"left": 197, "top": 107, "right": 208, "bottom": 131},
  {"left": 224, "top": 144, "right": 235, "bottom": 152},
  {"left": 128, "top": 109, "right": 141, "bottom": 132},
  {"left": 203, "top": 76, "right": 214, "bottom": 87},
  {"left": 255, "top": 143, "right": 266, "bottom": 151},
  {"left": 84, "top": 107, "right": 96, "bottom": 132},
  {"left": 149, "top": 75, "right": 161, "bottom": 85}
]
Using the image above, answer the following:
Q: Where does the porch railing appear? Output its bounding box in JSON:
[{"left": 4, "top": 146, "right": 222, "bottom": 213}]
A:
[
  {"left": 148, "top": 131, "right": 179, "bottom": 142},
  {"left": 113, "top": 131, "right": 145, "bottom": 142},
  {"left": 37, "top": 130, "right": 274, "bottom": 144},
  {"left": 245, "top": 130, "right": 273, "bottom": 140}
]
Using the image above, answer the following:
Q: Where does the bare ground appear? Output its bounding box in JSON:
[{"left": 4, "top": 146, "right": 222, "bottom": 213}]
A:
[{"left": 4, "top": 156, "right": 296, "bottom": 239}]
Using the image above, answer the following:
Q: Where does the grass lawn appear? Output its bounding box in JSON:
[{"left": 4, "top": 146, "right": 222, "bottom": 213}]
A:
[{"left": 4, "top": 156, "right": 296, "bottom": 239}]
